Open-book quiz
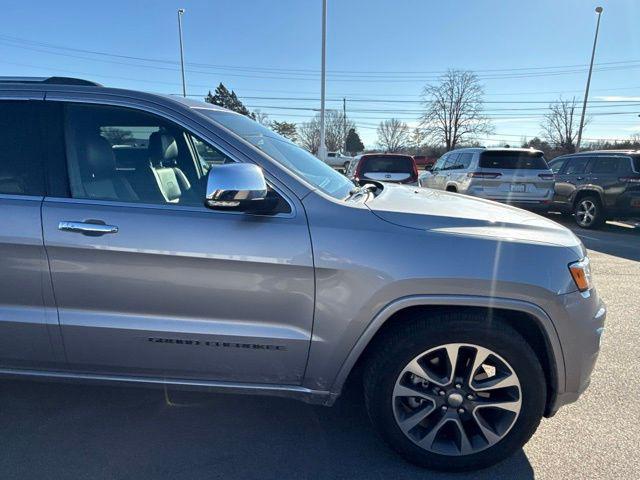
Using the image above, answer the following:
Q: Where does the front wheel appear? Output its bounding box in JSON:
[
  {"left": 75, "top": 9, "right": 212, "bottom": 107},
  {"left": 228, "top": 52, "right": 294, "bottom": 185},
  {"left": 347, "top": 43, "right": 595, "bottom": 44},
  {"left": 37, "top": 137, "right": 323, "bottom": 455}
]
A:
[{"left": 363, "top": 312, "right": 546, "bottom": 471}]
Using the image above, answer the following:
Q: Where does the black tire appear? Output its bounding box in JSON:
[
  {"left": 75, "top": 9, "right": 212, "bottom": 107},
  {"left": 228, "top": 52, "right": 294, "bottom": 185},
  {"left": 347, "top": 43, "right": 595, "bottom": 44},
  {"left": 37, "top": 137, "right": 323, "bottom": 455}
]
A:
[
  {"left": 363, "top": 311, "right": 546, "bottom": 471},
  {"left": 573, "top": 195, "right": 604, "bottom": 229}
]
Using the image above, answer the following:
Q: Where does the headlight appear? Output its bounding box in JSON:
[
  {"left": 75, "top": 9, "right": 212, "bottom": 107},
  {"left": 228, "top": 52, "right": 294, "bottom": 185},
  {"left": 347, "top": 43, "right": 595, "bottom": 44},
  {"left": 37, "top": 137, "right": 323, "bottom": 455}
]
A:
[{"left": 569, "top": 257, "right": 592, "bottom": 292}]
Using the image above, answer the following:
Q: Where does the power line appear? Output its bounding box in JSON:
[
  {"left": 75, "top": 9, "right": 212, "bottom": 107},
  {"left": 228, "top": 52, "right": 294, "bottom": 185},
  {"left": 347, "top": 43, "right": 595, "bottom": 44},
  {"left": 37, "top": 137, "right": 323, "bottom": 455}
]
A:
[
  {"left": 234, "top": 95, "right": 640, "bottom": 105},
  {"left": 6, "top": 55, "right": 637, "bottom": 113},
  {"left": 3, "top": 34, "right": 640, "bottom": 82},
  {"left": 242, "top": 103, "right": 640, "bottom": 113},
  {"left": 1, "top": 33, "right": 640, "bottom": 76}
]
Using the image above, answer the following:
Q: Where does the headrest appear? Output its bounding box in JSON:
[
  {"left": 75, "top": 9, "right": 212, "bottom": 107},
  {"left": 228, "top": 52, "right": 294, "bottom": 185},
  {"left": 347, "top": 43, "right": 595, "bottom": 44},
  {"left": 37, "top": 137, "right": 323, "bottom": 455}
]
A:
[
  {"left": 82, "top": 135, "right": 116, "bottom": 178},
  {"left": 148, "top": 131, "right": 178, "bottom": 167}
]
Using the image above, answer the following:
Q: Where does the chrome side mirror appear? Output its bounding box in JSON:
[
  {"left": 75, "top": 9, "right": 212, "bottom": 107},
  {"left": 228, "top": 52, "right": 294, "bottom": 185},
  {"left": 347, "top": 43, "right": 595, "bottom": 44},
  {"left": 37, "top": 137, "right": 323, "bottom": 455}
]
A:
[{"left": 205, "top": 163, "right": 268, "bottom": 212}]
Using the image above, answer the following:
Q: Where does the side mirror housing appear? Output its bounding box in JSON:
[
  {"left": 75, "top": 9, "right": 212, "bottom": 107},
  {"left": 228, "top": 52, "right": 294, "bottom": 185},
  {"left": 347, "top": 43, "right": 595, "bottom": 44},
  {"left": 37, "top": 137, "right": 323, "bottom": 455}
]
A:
[{"left": 205, "top": 163, "right": 268, "bottom": 212}]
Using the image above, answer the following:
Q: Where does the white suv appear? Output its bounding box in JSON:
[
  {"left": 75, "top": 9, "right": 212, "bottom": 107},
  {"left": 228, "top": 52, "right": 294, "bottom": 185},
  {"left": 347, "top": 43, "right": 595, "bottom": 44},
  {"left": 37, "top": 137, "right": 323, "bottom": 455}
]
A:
[{"left": 421, "top": 148, "right": 555, "bottom": 211}]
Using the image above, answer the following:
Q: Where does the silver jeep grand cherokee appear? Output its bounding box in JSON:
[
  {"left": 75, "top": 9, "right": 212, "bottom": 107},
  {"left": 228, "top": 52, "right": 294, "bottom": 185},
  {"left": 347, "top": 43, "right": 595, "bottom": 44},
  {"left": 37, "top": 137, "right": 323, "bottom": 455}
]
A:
[
  {"left": 0, "top": 77, "right": 605, "bottom": 471},
  {"left": 421, "top": 147, "right": 555, "bottom": 211}
]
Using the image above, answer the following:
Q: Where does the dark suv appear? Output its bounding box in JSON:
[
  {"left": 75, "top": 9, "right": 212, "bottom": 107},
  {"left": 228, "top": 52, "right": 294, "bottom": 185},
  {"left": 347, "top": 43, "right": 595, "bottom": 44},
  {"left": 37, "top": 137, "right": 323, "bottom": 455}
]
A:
[{"left": 549, "top": 150, "right": 640, "bottom": 228}]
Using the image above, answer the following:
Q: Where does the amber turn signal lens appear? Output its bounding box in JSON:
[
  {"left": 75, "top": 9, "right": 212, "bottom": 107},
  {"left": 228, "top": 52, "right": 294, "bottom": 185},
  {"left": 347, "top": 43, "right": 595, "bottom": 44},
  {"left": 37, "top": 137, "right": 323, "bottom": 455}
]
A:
[{"left": 569, "top": 258, "right": 592, "bottom": 292}]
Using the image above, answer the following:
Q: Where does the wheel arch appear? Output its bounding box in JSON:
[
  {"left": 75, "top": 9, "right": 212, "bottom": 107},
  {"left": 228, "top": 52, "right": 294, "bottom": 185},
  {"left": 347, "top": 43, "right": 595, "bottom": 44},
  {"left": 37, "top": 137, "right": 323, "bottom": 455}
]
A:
[
  {"left": 331, "top": 296, "right": 565, "bottom": 417},
  {"left": 572, "top": 188, "right": 604, "bottom": 207}
]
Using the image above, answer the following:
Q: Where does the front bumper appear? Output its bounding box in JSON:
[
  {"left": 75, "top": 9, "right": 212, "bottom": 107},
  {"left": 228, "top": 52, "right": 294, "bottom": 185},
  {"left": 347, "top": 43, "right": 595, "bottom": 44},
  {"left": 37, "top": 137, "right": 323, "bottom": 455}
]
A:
[{"left": 546, "top": 288, "right": 606, "bottom": 415}]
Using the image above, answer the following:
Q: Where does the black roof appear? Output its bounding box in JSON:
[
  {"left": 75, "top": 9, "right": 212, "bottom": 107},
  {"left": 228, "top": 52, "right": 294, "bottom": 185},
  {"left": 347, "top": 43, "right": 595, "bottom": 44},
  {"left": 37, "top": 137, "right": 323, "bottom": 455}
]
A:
[
  {"left": 554, "top": 149, "right": 640, "bottom": 159},
  {"left": 0, "top": 76, "right": 101, "bottom": 87}
]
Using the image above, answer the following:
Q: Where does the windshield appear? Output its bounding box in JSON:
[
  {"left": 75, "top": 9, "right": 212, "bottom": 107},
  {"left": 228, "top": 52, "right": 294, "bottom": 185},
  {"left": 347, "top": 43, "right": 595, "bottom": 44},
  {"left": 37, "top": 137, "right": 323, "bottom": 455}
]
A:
[{"left": 195, "top": 109, "right": 354, "bottom": 200}]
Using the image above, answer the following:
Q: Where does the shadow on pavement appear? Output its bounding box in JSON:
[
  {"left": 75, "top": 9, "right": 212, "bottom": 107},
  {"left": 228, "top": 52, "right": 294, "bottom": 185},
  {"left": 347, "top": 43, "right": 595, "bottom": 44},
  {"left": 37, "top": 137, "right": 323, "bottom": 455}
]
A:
[
  {"left": 0, "top": 379, "right": 535, "bottom": 480},
  {"left": 545, "top": 213, "right": 640, "bottom": 262}
]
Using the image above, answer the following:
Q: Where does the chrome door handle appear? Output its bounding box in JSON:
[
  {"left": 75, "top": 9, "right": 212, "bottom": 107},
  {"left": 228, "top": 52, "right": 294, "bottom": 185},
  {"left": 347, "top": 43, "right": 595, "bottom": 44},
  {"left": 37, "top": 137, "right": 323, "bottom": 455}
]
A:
[{"left": 58, "top": 221, "right": 119, "bottom": 235}]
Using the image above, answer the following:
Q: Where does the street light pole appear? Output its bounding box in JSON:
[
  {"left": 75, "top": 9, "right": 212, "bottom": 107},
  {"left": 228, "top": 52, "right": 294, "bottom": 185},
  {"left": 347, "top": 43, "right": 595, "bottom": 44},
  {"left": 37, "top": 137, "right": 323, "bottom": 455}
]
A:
[
  {"left": 343, "top": 97, "right": 347, "bottom": 153},
  {"left": 177, "top": 8, "right": 187, "bottom": 97},
  {"left": 576, "top": 6, "right": 603, "bottom": 151},
  {"left": 318, "top": 0, "right": 328, "bottom": 161}
]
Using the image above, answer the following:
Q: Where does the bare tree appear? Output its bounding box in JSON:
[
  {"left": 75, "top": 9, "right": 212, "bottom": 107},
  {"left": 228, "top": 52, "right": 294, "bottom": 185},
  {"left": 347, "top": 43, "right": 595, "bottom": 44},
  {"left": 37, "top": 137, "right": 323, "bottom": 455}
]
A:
[
  {"left": 540, "top": 97, "right": 585, "bottom": 154},
  {"left": 420, "top": 69, "right": 493, "bottom": 150},
  {"left": 297, "top": 110, "right": 355, "bottom": 154},
  {"left": 253, "top": 109, "right": 270, "bottom": 126},
  {"left": 298, "top": 120, "right": 320, "bottom": 153},
  {"left": 377, "top": 118, "right": 410, "bottom": 152},
  {"left": 408, "top": 127, "right": 426, "bottom": 153}
]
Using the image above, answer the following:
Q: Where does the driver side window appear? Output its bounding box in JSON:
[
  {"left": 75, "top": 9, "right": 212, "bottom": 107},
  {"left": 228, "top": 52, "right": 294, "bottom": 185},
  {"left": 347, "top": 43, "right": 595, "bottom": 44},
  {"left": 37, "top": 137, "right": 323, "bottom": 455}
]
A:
[
  {"left": 64, "top": 103, "right": 233, "bottom": 207},
  {"left": 432, "top": 154, "right": 448, "bottom": 172}
]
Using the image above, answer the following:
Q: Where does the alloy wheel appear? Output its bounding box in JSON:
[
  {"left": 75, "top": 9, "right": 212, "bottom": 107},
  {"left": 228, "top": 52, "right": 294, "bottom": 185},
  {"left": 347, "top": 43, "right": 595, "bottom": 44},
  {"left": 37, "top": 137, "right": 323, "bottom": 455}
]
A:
[
  {"left": 576, "top": 199, "right": 597, "bottom": 227},
  {"left": 392, "top": 343, "right": 522, "bottom": 456}
]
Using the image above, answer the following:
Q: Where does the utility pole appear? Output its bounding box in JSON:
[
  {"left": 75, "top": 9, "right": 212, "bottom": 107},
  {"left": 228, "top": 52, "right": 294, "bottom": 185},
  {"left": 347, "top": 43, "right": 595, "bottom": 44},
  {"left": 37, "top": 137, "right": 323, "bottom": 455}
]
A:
[
  {"left": 177, "top": 8, "right": 187, "bottom": 97},
  {"left": 343, "top": 97, "right": 347, "bottom": 153},
  {"left": 318, "top": 0, "right": 328, "bottom": 161},
  {"left": 576, "top": 6, "right": 603, "bottom": 151}
]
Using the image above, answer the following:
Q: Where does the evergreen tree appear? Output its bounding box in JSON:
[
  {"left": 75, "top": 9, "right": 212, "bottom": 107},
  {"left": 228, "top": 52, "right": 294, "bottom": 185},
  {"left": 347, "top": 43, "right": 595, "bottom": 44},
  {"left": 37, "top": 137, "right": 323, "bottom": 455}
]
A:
[
  {"left": 271, "top": 121, "right": 297, "bottom": 142},
  {"left": 205, "top": 83, "right": 232, "bottom": 108},
  {"left": 345, "top": 128, "right": 365, "bottom": 155},
  {"left": 205, "top": 83, "right": 255, "bottom": 119}
]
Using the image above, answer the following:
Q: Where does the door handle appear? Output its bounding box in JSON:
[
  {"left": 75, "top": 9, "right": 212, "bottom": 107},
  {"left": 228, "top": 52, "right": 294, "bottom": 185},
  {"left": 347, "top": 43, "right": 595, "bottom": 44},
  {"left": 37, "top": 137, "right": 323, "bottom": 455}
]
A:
[{"left": 58, "top": 221, "right": 119, "bottom": 236}]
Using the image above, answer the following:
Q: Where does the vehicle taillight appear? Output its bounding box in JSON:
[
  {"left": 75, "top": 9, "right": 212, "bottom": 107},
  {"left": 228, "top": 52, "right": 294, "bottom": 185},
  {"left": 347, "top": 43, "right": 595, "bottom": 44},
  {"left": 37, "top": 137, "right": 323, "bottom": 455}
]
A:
[
  {"left": 467, "top": 172, "right": 502, "bottom": 179},
  {"left": 619, "top": 176, "right": 640, "bottom": 183},
  {"left": 407, "top": 158, "right": 419, "bottom": 182},
  {"left": 353, "top": 159, "right": 363, "bottom": 180},
  {"left": 538, "top": 173, "right": 555, "bottom": 180}
]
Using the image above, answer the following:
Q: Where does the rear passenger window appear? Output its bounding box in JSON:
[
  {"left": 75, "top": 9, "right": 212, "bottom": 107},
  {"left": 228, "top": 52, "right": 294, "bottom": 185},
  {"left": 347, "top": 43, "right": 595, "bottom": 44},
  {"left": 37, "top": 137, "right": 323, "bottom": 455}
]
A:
[
  {"left": 0, "top": 101, "right": 45, "bottom": 196},
  {"left": 589, "top": 157, "right": 621, "bottom": 174},
  {"left": 63, "top": 103, "right": 233, "bottom": 207},
  {"left": 457, "top": 153, "right": 473, "bottom": 169},
  {"left": 564, "top": 157, "right": 590, "bottom": 175}
]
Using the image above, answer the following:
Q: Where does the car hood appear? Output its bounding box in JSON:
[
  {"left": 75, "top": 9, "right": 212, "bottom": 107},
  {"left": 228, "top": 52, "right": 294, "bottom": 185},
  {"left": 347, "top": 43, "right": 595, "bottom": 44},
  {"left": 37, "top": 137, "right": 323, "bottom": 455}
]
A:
[{"left": 366, "top": 184, "right": 583, "bottom": 251}]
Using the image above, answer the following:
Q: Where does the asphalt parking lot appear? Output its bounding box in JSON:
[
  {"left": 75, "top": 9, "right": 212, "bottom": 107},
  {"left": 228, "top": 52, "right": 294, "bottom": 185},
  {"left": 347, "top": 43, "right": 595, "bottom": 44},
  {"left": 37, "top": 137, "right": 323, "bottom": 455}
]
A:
[{"left": 1, "top": 216, "right": 639, "bottom": 480}]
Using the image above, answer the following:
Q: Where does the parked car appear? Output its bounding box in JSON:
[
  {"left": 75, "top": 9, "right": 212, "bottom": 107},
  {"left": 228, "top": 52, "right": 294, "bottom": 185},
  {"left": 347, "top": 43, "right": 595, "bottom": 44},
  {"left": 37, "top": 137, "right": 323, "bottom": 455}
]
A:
[
  {"left": 417, "top": 169, "right": 433, "bottom": 187},
  {"left": 0, "top": 77, "right": 605, "bottom": 472},
  {"left": 549, "top": 150, "right": 640, "bottom": 229},
  {"left": 413, "top": 155, "right": 436, "bottom": 170},
  {"left": 324, "top": 151, "right": 353, "bottom": 170},
  {"left": 350, "top": 153, "right": 419, "bottom": 185},
  {"left": 421, "top": 147, "right": 555, "bottom": 211}
]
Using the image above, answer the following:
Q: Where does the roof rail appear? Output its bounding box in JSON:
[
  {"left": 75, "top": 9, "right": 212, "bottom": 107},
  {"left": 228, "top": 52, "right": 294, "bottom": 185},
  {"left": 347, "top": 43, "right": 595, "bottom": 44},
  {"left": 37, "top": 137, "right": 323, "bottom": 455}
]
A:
[{"left": 0, "top": 76, "right": 102, "bottom": 87}]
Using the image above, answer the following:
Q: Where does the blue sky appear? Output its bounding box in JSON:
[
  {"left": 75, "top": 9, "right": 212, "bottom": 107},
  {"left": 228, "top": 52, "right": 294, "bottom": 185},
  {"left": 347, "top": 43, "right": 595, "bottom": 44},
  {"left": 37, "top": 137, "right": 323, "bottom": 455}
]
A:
[{"left": 2, "top": 0, "right": 640, "bottom": 148}]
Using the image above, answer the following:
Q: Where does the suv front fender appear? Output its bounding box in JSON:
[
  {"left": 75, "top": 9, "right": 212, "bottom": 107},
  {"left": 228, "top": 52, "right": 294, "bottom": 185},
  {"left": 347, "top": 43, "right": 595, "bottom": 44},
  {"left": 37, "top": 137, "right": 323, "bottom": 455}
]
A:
[{"left": 326, "top": 294, "right": 565, "bottom": 407}]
